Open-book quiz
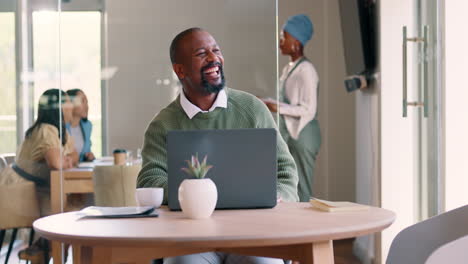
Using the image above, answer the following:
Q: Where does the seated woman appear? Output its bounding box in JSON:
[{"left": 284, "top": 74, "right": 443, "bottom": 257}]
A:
[
  {"left": 0, "top": 89, "right": 78, "bottom": 262},
  {"left": 66, "top": 88, "right": 95, "bottom": 162}
]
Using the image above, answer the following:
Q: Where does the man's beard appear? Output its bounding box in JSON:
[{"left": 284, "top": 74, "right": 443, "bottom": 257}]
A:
[{"left": 200, "top": 62, "right": 226, "bottom": 94}]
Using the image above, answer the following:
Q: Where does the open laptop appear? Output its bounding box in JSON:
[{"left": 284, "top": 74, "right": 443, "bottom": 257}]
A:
[{"left": 167, "top": 128, "right": 277, "bottom": 210}]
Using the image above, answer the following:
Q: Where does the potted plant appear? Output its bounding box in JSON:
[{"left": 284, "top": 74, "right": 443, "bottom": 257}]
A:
[{"left": 178, "top": 153, "right": 218, "bottom": 219}]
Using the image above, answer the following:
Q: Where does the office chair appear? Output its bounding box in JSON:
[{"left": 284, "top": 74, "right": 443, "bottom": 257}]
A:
[
  {"left": 0, "top": 156, "right": 7, "bottom": 171},
  {"left": 0, "top": 182, "right": 40, "bottom": 264},
  {"left": 425, "top": 235, "right": 468, "bottom": 264},
  {"left": 386, "top": 204, "right": 468, "bottom": 264},
  {"left": 92, "top": 164, "right": 141, "bottom": 206}
]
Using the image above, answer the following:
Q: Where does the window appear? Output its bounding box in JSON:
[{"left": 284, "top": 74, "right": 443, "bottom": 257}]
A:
[
  {"left": 0, "top": 12, "right": 16, "bottom": 153},
  {"left": 33, "top": 11, "right": 102, "bottom": 156}
]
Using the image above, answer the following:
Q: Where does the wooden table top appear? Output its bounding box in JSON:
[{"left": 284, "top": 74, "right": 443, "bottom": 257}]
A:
[{"left": 34, "top": 202, "right": 395, "bottom": 248}]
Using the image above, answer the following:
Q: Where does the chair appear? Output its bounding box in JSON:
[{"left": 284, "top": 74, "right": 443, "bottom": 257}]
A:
[
  {"left": 0, "top": 156, "right": 8, "bottom": 171},
  {"left": 1, "top": 154, "right": 15, "bottom": 167},
  {"left": 0, "top": 154, "right": 15, "bottom": 172},
  {"left": 92, "top": 164, "right": 162, "bottom": 264},
  {"left": 1, "top": 153, "right": 39, "bottom": 264},
  {"left": 425, "top": 235, "right": 468, "bottom": 264},
  {"left": 386, "top": 204, "right": 468, "bottom": 264},
  {"left": 0, "top": 181, "right": 40, "bottom": 264},
  {"left": 92, "top": 164, "right": 141, "bottom": 206}
]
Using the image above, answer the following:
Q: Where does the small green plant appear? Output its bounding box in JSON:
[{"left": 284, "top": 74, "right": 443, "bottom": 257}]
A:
[{"left": 181, "top": 153, "right": 213, "bottom": 179}]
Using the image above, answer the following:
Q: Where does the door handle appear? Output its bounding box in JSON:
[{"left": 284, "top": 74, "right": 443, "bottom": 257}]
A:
[
  {"left": 423, "top": 25, "right": 429, "bottom": 118},
  {"left": 403, "top": 26, "right": 408, "bottom": 117},
  {"left": 402, "top": 26, "right": 428, "bottom": 118}
]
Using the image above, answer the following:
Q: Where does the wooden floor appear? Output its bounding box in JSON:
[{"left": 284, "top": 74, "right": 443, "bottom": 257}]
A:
[{"left": 334, "top": 239, "right": 362, "bottom": 264}]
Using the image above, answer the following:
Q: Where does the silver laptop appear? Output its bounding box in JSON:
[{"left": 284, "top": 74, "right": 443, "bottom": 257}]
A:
[{"left": 167, "top": 128, "right": 277, "bottom": 210}]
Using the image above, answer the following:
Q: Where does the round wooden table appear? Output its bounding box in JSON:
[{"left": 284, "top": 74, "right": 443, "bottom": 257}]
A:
[{"left": 34, "top": 202, "right": 395, "bottom": 264}]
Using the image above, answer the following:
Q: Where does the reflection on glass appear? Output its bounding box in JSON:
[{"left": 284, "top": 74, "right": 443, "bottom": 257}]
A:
[
  {"left": 276, "top": 15, "right": 321, "bottom": 203},
  {"left": 33, "top": 11, "right": 102, "bottom": 156},
  {"left": 0, "top": 89, "right": 77, "bottom": 262},
  {"left": 0, "top": 12, "right": 16, "bottom": 154},
  {"left": 105, "top": 0, "right": 277, "bottom": 155}
]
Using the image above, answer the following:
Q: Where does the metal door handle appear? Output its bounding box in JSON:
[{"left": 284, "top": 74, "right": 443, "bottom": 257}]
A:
[
  {"left": 403, "top": 26, "right": 408, "bottom": 117},
  {"left": 402, "top": 26, "right": 428, "bottom": 118},
  {"left": 423, "top": 25, "right": 429, "bottom": 118}
]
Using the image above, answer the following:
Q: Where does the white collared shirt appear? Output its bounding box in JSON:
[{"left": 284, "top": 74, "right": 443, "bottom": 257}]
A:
[{"left": 179, "top": 89, "right": 228, "bottom": 119}]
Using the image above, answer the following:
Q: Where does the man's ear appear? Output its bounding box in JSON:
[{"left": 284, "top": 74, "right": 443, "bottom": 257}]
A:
[{"left": 172, "top": 64, "right": 185, "bottom": 80}]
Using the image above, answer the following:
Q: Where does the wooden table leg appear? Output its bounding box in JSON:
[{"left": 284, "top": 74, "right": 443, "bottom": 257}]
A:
[
  {"left": 51, "top": 241, "right": 63, "bottom": 264},
  {"left": 95, "top": 247, "right": 113, "bottom": 264},
  {"left": 73, "top": 244, "right": 82, "bottom": 264},
  {"left": 80, "top": 246, "right": 92, "bottom": 264},
  {"left": 80, "top": 246, "right": 113, "bottom": 264},
  {"left": 50, "top": 170, "right": 63, "bottom": 214},
  {"left": 51, "top": 171, "right": 65, "bottom": 264},
  {"left": 309, "top": 240, "right": 334, "bottom": 264}
]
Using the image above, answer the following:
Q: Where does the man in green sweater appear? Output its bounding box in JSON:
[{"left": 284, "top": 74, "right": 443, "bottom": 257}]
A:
[{"left": 137, "top": 28, "right": 298, "bottom": 263}]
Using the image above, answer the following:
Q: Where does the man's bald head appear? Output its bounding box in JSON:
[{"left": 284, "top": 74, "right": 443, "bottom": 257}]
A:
[{"left": 169, "top": 27, "right": 204, "bottom": 64}]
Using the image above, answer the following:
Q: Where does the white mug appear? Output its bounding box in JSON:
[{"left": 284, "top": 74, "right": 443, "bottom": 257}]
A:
[{"left": 135, "top": 188, "right": 164, "bottom": 208}]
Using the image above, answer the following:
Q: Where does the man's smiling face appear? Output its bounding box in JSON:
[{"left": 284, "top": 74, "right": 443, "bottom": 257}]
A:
[{"left": 176, "top": 30, "right": 226, "bottom": 95}]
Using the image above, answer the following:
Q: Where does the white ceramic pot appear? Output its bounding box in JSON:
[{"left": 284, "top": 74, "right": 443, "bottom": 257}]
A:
[{"left": 178, "top": 178, "right": 218, "bottom": 219}]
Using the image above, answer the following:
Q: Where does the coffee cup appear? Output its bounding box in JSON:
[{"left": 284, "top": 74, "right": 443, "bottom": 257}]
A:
[
  {"left": 135, "top": 188, "right": 164, "bottom": 208},
  {"left": 113, "top": 149, "right": 127, "bottom": 165}
]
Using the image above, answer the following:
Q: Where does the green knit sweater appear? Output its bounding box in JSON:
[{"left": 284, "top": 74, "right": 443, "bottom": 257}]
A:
[{"left": 137, "top": 88, "right": 299, "bottom": 203}]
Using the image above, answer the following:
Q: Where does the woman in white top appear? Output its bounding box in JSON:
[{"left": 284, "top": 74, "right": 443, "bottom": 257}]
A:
[{"left": 264, "top": 14, "right": 321, "bottom": 202}]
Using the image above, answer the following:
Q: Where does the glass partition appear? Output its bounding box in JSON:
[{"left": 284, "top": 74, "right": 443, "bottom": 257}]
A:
[
  {"left": 57, "top": 0, "right": 278, "bottom": 263},
  {"left": 94, "top": 0, "right": 280, "bottom": 216},
  {"left": 0, "top": 11, "right": 16, "bottom": 154},
  {"left": 0, "top": 0, "right": 62, "bottom": 262},
  {"left": 103, "top": 0, "right": 278, "bottom": 156},
  {"left": 4, "top": 0, "right": 279, "bottom": 260}
]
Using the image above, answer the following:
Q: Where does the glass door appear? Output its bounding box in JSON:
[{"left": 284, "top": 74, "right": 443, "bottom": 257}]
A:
[
  {"left": 414, "top": 0, "right": 442, "bottom": 220},
  {"left": 402, "top": 0, "right": 442, "bottom": 221},
  {"left": 380, "top": 0, "right": 442, "bottom": 260}
]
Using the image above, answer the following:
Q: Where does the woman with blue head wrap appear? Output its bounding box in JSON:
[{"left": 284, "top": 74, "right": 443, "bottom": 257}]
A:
[{"left": 263, "top": 14, "right": 321, "bottom": 202}]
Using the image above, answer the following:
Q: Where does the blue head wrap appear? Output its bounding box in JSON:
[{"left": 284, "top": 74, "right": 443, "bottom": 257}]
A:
[{"left": 282, "top": 14, "right": 314, "bottom": 46}]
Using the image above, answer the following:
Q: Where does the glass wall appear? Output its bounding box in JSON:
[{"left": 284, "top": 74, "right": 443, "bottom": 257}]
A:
[
  {"left": 103, "top": 0, "right": 278, "bottom": 156},
  {"left": 1, "top": 1, "right": 62, "bottom": 263},
  {"left": 0, "top": 12, "right": 16, "bottom": 154},
  {"left": 1, "top": 0, "right": 279, "bottom": 263},
  {"left": 33, "top": 11, "right": 102, "bottom": 156}
]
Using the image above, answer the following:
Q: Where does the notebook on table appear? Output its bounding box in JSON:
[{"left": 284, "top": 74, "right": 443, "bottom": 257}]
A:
[
  {"left": 78, "top": 206, "right": 158, "bottom": 218},
  {"left": 310, "top": 198, "right": 370, "bottom": 212}
]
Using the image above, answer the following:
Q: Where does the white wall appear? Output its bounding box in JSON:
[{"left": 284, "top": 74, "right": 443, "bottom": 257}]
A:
[
  {"left": 279, "top": 0, "right": 356, "bottom": 203},
  {"left": 444, "top": 0, "right": 468, "bottom": 211},
  {"left": 354, "top": 79, "right": 380, "bottom": 264}
]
